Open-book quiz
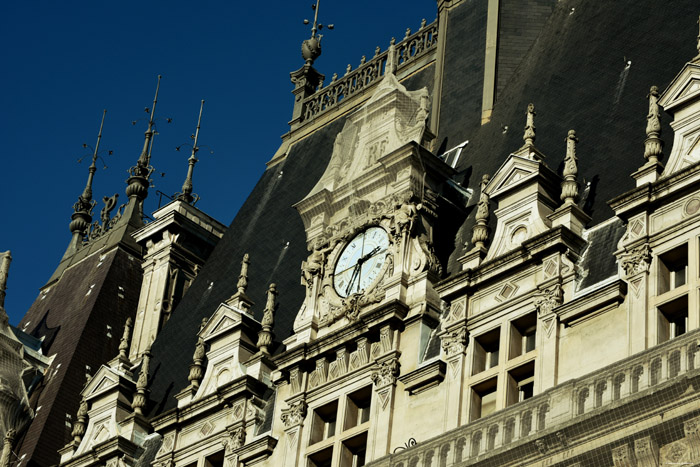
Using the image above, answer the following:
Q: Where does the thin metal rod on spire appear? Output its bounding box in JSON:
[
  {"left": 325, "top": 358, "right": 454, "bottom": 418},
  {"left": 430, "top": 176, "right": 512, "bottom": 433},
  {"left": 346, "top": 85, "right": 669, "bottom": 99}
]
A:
[
  {"left": 81, "top": 109, "right": 107, "bottom": 202},
  {"left": 177, "top": 100, "right": 205, "bottom": 204},
  {"left": 311, "top": 0, "right": 321, "bottom": 38},
  {"left": 138, "top": 75, "right": 162, "bottom": 168}
]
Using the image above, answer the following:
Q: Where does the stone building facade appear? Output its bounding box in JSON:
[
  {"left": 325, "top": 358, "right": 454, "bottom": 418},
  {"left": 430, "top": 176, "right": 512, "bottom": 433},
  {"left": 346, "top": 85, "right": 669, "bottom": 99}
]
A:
[{"left": 4, "top": 1, "right": 700, "bottom": 467}]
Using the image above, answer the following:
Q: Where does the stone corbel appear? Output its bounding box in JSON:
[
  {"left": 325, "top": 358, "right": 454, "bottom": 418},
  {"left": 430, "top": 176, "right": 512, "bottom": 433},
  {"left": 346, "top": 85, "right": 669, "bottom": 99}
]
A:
[
  {"left": 440, "top": 326, "right": 467, "bottom": 357},
  {"left": 534, "top": 283, "right": 564, "bottom": 317}
]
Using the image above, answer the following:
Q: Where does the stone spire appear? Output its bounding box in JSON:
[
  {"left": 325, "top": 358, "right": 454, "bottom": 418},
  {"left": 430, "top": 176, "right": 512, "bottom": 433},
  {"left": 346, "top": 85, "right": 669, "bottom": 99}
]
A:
[
  {"left": 68, "top": 110, "right": 107, "bottom": 242},
  {"left": 523, "top": 103, "right": 536, "bottom": 148},
  {"left": 132, "top": 344, "right": 151, "bottom": 415},
  {"left": 188, "top": 318, "right": 207, "bottom": 389},
  {"left": 257, "top": 284, "right": 277, "bottom": 354},
  {"left": 118, "top": 317, "right": 133, "bottom": 360},
  {"left": 237, "top": 253, "right": 250, "bottom": 294},
  {"left": 0, "top": 251, "right": 11, "bottom": 314},
  {"left": 471, "top": 175, "right": 491, "bottom": 250},
  {"left": 643, "top": 86, "right": 664, "bottom": 165},
  {"left": 561, "top": 130, "right": 580, "bottom": 205},
  {"left": 70, "top": 398, "right": 88, "bottom": 443},
  {"left": 126, "top": 75, "right": 162, "bottom": 202},
  {"left": 176, "top": 100, "right": 205, "bottom": 204}
]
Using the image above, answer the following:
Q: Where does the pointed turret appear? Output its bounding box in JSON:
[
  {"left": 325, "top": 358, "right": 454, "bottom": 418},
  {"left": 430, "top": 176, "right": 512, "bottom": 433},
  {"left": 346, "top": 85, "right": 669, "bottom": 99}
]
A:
[{"left": 176, "top": 100, "right": 205, "bottom": 204}]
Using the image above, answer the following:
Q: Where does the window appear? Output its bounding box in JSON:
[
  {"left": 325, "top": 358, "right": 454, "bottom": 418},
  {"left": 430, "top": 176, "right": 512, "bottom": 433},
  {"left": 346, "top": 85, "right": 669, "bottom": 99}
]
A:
[
  {"left": 204, "top": 452, "right": 224, "bottom": 467},
  {"left": 344, "top": 386, "right": 371, "bottom": 430},
  {"left": 473, "top": 328, "right": 500, "bottom": 375},
  {"left": 658, "top": 295, "right": 688, "bottom": 342},
  {"left": 509, "top": 313, "right": 536, "bottom": 359},
  {"left": 658, "top": 244, "right": 687, "bottom": 294},
  {"left": 506, "top": 361, "right": 535, "bottom": 406},
  {"left": 471, "top": 378, "right": 498, "bottom": 420},
  {"left": 310, "top": 400, "right": 338, "bottom": 445},
  {"left": 308, "top": 386, "right": 372, "bottom": 467}
]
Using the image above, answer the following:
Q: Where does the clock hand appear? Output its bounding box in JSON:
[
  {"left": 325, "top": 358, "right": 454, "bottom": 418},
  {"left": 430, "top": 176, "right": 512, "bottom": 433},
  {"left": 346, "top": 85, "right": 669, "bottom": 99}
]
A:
[{"left": 346, "top": 262, "right": 361, "bottom": 295}]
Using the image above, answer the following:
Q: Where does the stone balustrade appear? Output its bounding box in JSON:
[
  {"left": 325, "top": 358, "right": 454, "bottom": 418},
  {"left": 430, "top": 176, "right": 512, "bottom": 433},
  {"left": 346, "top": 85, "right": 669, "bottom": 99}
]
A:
[
  {"left": 367, "top": 328, "right": 700, "bottom": 466},
  {"left": 301, "top": 20, "right": 438, "bottom": 122}
]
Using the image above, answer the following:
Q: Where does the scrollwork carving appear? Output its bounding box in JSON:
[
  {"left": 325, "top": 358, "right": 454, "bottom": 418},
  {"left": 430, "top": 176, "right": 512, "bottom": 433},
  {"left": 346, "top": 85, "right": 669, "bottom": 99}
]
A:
[
  {"left": 281, "top": 400, "right": 307, "bottom": 429},
  {"left": 441, "top": 327, "right": 467, "bottom": 356},
  {"left": 371, "top": 358, "right": 400, "bottom": 388},
  {"left": 619, "top": 243, "right": 652, "bottom": 277},
  {"left": 534, "top": 283, "right": 563, "bottom": 316}
]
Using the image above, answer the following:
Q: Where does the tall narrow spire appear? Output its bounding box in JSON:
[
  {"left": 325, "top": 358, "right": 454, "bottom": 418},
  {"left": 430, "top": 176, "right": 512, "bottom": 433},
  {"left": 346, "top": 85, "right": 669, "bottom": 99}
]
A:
[
  {"left": 643, "top": 86, "right": 664, "bottom": 165},
  {"left": 561, "top": 130, "right": 580, "bottom": 205},
  {"left": 69, "top": 110, "right": 107, "bottom": 238},
  {"left": 523, "top": 103, "right": 536, "bottom": 147},
  {"left": 176, "top": 100, "right": 205, "bottom": 204},
  {"left": 127, "top": 75, "right": 162, "bottom": 201}
]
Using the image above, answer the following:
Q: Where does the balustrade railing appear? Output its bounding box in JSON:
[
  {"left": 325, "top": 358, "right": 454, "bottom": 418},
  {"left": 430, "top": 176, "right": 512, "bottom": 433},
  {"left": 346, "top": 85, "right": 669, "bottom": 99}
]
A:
[
  {"left": 368, "top": 329, "right": 700, "bottom": 467},
  {"left": 301, "top": 20, "right": 438, "bottom": 122}
]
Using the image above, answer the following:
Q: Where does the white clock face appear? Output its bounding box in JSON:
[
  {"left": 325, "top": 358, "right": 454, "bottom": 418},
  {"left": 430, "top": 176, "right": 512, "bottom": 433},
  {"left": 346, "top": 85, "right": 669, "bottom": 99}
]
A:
[{"left": 334, "top": 227, "right": 390, "bottom": 298}]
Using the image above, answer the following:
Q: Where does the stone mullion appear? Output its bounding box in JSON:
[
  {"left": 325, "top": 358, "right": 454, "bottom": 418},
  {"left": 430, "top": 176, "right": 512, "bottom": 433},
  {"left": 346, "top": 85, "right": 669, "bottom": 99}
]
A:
[{"left": 688, "top": 237, "right": 699, "bottom": 331}]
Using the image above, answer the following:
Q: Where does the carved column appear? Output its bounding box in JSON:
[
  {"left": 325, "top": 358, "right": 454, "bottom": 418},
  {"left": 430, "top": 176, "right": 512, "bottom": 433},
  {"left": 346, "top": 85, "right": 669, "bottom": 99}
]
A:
[
  {"left": 280, "top": 399, "right": 308, "bottom": 467},
  {"left": 619, "top": 243, "right": 652, "bottom": 354},
  {"left": 369, "top": 356, "right": 400, "bottom": 460},
  {"left": 440, "top": 325, "right": 467, "bottom": 431},
  {"left": 534, "top": 284, "right": 563, "bottom": 392}
]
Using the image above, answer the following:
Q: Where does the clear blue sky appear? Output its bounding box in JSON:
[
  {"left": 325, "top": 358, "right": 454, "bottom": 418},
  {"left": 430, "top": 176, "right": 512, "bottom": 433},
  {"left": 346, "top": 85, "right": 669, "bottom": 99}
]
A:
[{"left": 0, "top": 1, "right": 437, "bottom": 325}]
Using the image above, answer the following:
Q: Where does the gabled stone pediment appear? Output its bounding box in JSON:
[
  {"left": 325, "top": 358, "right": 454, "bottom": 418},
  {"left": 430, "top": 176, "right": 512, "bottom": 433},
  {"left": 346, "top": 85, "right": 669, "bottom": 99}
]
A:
[
  {"left": 660, "top": 62, "right": 700, "bottom": 177},
  {"left": 659, "top": 62, "right": 700, "bottom": 112},
  {"left": 202, "top": 303, "right": 244, "bottom": 342},
  {"left": 485, "top": 155, "right": 541, "bottom": 198},
  {"left": 81, "top": 366, "right": 121, "bottom": 399}
]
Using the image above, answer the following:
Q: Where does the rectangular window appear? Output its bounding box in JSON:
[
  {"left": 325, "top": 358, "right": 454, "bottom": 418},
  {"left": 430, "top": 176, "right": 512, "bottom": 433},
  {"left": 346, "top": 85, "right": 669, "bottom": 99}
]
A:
[
  {"left": 658, "top": 295, "right": 688, "bottom": 342},
  {"left": 471, "top": 378, "right": 498, "bottom": 420},
  {"left": 506, "top": 361, "right": 535, "bottom": 406},
  {"left": 340, "top": 432, "right": 367, "bottom": 467},
  {"left": 204, "top": 451, "right": 224, "bottom": 467},
  {"left": 308, "top": 446, "right": 333, "bottom": 467},
  {"left": 658, "top": 244, "right": 688, "bottom": 294},
  {"left": 310, "top": 400, "right": 338, "bottom": 445},
  {"left": 344, "top": 386, "right": 371, "bottom": 430},
  {"left": 473, "top": 328, "right": 500, "bottom": 375},
  {"left": 509, "top": 313, "right": 536, "bottom": 359}
]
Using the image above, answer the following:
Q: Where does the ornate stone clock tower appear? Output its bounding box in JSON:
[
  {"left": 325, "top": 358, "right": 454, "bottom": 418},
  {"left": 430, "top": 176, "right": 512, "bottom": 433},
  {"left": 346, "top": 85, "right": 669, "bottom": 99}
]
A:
[{"left": 273, "top": 50, "right": 459, "bottom": 467}]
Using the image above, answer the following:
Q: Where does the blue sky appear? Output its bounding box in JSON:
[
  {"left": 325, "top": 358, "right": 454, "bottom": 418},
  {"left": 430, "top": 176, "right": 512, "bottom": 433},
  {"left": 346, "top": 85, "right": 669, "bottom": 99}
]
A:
[{"left": 0, "top": 1, "right": 437, "bottom": 325}]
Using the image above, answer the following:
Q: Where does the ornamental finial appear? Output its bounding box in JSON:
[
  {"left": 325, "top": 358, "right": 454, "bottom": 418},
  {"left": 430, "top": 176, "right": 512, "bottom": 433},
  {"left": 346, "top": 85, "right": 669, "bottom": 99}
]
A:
[
  {"left": 118, "top": 317, "right": 133, "bottom": 360},
  {"left": 523, "top": 103, "right": 536, "bottom": 147},
  {"left": 257, "top": 283, "right": 277, "bottom": 354},
  {"left": 70, "top": 398, "right": 88, "bottom": 443},
  {"left": 471, "top": 174, "right": 491, "bottom": 250},
  {"left": 561, "top": 130, "right": 580, "bottom": 205},
  {"left": 697, "top": 14, "right": 700, "bottom": 57},
  {"left": 237, "top": 253, "right": 250, "bottom": 294},
  {"left": 300, "top": 1, "right": 334, "bottom": 65},
  {"left": 176, "top": 100, "right": 205, "bottom": 204},
  {"left": 643, "top": 86, "right": 664, "bottom": 165},
  {"left": 188, "top": 317, "right": 208, "bottom": 389},
  {"left": 0, "top": 251, "right": 11, "bottom": 313},
  {"left": 132, "top": 344, "right": 151, "bottom": 415}
]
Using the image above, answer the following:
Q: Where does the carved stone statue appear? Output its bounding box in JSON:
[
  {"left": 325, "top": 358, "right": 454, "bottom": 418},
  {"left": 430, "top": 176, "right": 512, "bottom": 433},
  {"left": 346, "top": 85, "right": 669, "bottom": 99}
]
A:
[
  {"left": 118, "top": 317, "right": 133, "bottom": 359},
  {"left": 523, "top": 103, "right": 536, "bottom": 148},
  {"left": 471, "top": 174, "right": 491, "bottom": 250},
  {"left": 643, "top": 86, "right": 664, "bottom": 164},
  {"left": 302, "top": 241, "right": 333, "bottom": 287}
]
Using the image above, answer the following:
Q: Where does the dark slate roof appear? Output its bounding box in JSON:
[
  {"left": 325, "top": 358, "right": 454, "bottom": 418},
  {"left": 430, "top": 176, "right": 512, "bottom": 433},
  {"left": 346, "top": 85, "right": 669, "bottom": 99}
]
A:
[
  {"left": 442, "top": 0, "right": 699, "bottom": 275},
  {"left": 17, "top": 246, "right": 142, "bottom": 466},
  {"left": 576, "top": 218, "right": 626, "bottom": 291}
]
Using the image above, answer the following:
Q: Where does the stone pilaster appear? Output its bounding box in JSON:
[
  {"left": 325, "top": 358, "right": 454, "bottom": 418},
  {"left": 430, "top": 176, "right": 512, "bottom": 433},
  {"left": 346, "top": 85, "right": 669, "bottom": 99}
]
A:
[
  {"left": 440, "top": 325, "right": 467, "bottom": 431},
  {"left": 534, "top": 283, "right": 563, "bottom": 392},
  {"left": 619, "top": 243, "right": 652, "bottom": 353},
  {"left": 280, "top": 399, "right": 307, "bottom": 467},
  {"left": 369, "top": 356, "right": 400, "bottom": 460}
]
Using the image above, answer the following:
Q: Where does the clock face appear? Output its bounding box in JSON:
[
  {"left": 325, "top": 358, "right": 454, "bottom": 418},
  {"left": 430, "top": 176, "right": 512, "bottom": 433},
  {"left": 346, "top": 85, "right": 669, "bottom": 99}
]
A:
[{"left": 334, "top": 227, "right": 390, "bottom": 298}]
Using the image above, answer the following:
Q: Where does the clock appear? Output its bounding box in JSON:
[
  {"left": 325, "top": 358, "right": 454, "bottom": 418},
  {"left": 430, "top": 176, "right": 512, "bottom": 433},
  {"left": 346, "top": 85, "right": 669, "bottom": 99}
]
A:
[{"left": 333, "top": 227, "right": 390, "bottom": 297}]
